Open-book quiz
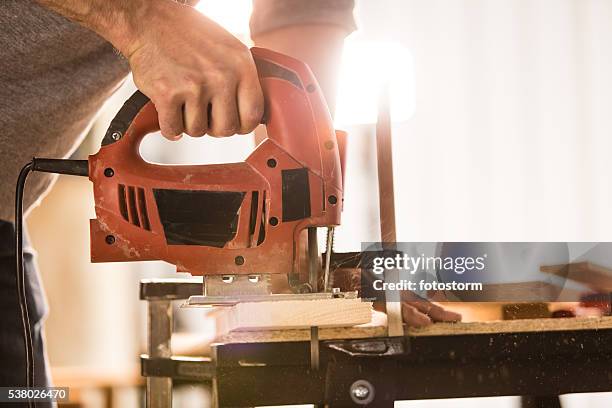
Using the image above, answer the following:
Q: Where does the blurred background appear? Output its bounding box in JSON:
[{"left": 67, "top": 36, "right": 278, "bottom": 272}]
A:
[{"left": 25, "top": 0, "right": 612, "bottom": 406}]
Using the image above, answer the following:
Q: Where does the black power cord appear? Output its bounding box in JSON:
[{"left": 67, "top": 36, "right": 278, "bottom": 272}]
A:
[
  {"left": 15, "top": 162, "right": 34, "bottom": 408},
  {"left": 15, "top": 158, "right": 88, "bottom": 408}
]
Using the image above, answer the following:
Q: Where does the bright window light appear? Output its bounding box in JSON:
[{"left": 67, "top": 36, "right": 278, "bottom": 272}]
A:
[
  {"left": 335, "top": 40, "right": 416, "bottom": 127},
  {"left": 196, "top": 4, "right": 416, "bottom": 126}
]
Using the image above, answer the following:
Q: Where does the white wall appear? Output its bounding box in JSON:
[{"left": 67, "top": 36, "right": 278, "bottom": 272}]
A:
[
  {"left": 345, "top": 0, "right": 612, "bottom": 244},
  {"left": 344, "top": 1, "right": 612, "bottom": 407}
]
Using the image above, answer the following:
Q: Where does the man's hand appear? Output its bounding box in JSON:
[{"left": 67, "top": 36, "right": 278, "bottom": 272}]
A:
[
  {"left": 400, "top": 292, "right": 462, "bottom": 328},
  {"left": 37, "top": 0, "right": 264, "bottom": 140},
  {"left": 125, "top": 2, "right": 264, "bottom": 139}
]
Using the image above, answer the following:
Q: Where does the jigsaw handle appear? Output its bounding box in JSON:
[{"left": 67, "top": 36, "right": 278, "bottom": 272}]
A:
[
  {"left": 89, "top": 47, "right": 344, "bottom": 278},
  {"left": 98, "top": 48, "right": 341, "bottom": 190}
]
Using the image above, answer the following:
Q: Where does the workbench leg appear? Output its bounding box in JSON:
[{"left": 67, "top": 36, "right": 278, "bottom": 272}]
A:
[
  {"left": 147, "top": 300, "right": 173, "bottom": 408},
  {"left": 520, "top": 395, "right": 561, "bottom": 408}
]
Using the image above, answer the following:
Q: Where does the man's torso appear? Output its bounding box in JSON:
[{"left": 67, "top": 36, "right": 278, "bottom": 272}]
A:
[{"left": 0, "top": 0, "right": 129, "bottom": 221}]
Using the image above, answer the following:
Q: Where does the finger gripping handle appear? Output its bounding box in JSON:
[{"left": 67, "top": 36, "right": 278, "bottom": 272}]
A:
[
  {"left": 100, "top": 47, "right": 338, "bottom": 184},
  {"left": 101, "top": 49, "right": 277, "bottom": 160}
]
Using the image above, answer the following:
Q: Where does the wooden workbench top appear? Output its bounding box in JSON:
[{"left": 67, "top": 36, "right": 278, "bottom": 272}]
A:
[
  {"left": 407, "top": 315, "right": 612, "bottom": 336},
  {"left": 214, "top": 314, "right": 612, "bottom": 344}
]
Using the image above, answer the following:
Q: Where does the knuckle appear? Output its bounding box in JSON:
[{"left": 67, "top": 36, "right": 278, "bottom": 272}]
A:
[
  {"left": 155, "top": 91, "right": 179, "bottom": 107},
  {"left": 182, "top": 72, "right": 200, "bottom": 86},
  {"left": 212, "top": 122, "right": 237, "bottom": 137},
  {"left": 402, "top": 304, "right": 416, "bottom": 314},
  {"left": 228, "top": 42, "right": 250, "bottom": 62},
  {"left": 151, "top": 79, "right": 172, "bottom": 98},
  {"left": 186, "top": 128, "right": 206, "bottom": 138},
  {"left": 160, "top": 127, "right": 180, "bottom": 140},
  {"left": 162, "top": 127, "right": 181, "bottom": 138},
  {"left": 183, "top": 74, "right": 207, "bottom": 96},
  {"left": 185, "top": 121, "right": 207, "bottom": 137},
  {"left": 246, "top": 109, "right": 263, "bottom": 126},
  {"left": 239, "top": 119, "right": 258, "bottom": 134},
  {"left": 159, "top": 118, "right": 183, "bottom": 138},
  {"left": 206, "top": 123, "right": 221, "bottom": 137},
  {"left": 207, "top": 67, "right": 231, "bottom": 85},
  {"left": 218, "top": 126, "right": 237, "bottom": 137},
  {"left": 215, "top": 76, "right": 236, "bottom": 93}
]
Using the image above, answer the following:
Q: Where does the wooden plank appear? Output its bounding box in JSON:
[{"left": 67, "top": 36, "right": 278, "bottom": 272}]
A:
[
  {"left": 407, "top": 315, "right": 612, "bottom": 337},
  {"left": 215, "top": 312, "right": 612, "bottom": 344},
  {"left": 216, "top": 325, "right": 387, "bottom": 344},
  {"left": 501, "top": 302, "right": 551, "bottom": 320},
  {"left": 214, "top": 298, "right": 373, "bottom": 337},
  {"left": 454, "top": 281, "right": 582, "bottom": 302},
  {"left": 215, "top": 310, "right": 387, "bottom": 344},
  {"left": 541, "top": 261, "right": 612, "bottom": 292}
]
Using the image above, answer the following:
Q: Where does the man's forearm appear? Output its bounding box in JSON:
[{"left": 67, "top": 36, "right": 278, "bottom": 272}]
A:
[
  {"left": 38, "top": 0, "right": 263, "bottom": 139},
  {"left": 253, "top": 24, "right": 347, "bottom": 115},
  {"left": 252, "top": 24, "right": 347, "bottom": 146},
  {"left": 36, "top": 0, "right": 150, "bottom": 56}
]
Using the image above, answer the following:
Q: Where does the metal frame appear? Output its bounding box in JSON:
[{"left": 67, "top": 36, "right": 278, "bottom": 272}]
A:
[
  {"left": 141, "top": 279, "right": 612, "bottom": 407},
  {"left": 141, "top": 279, "right": 204, "bottom": 408}
]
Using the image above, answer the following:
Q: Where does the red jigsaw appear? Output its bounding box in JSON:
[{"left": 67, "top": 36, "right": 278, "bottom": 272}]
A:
[{"left": 88, "top": 47, "right": 346, "bottom": 290}]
